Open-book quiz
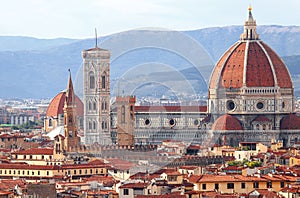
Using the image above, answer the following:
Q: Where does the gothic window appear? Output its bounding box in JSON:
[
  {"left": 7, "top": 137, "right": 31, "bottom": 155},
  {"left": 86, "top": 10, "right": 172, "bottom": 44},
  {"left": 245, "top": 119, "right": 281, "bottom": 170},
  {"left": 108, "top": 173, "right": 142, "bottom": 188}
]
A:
[
  {"left": 88, "top": 121, "right": 92, "bottom": 130},
  {"left": 93, "top": 121, "right": 96, "bottom": 130},
  {"left": 88, "top": 101, "right": 92, "bottom": 111},
  {"left": 104, "top": 121, "right": 107, "bottom": 129},
  {"left": 263, "top": 124, "right": 266, "bottom": 130},
  {"left": 93, "top": 101, "right": 97, "bottom": 111},
  {"left": 121, "top": 106, "right": 125, "bottom": 123},
  {"left": 89, "top": 71, "right": 95, "bottom": 89},
  {"left": 101, "top": 101, "right": 107, "bottom": 111},
  {"left": 101, "top": 121, "right": 104, "bottom": 129},
  {"left": 102, "top": 75, "right": 106, "bottom": 89}
]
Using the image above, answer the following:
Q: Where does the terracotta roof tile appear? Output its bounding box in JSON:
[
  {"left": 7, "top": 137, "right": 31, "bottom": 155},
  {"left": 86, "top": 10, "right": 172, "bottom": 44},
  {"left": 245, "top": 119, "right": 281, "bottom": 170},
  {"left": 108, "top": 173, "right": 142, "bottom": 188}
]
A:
[
  {"left": 105, "top": 158, "right": 135, "bottom": 170},
  {"left": 252, "top": 115, "right": 271, "bottom": 122},
  {"left": 209, "top": 40, "right": 292, "bottom": 89},
  {"left": 212, "top": 114, "right": 243, "bottom": 130},
  {"left": 246, "top": 42, "right": 275, "bottom": 87},
  {"left": 261, "top": 42, "right": 293, "bottom": 88},
  {"left": 119, "top": 182, "right": 149, "bottom": 189},
  {"left": 46, "top": 92, "right": 83, "bottom": 117},
  {"left": 12, "top": 148, "right": 53, "bottom": 155},
  {"left": 210, "top": 43, "right": 240, "bottom": 89},
  {"left": 0, "top": 163, "right": 59, "bottom": 170},
  {"left": 280, "top": 113, "right": 300, "bottom": 130}
]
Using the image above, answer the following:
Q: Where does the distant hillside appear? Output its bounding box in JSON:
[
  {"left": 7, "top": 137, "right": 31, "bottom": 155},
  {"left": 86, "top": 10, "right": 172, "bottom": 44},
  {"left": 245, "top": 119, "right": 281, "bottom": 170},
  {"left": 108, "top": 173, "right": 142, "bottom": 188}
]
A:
[
  {"left": 282, "top": 55, "right": 300, "bottom": 96},
  {"left": 0, "top": 25, "right": 300, "bottom": 98},
  {"left": 0, "top": 36, "right": 79, "bottom": 51},
  {"left": 186, "top": 25, "right": 300, "bottom": 62}
]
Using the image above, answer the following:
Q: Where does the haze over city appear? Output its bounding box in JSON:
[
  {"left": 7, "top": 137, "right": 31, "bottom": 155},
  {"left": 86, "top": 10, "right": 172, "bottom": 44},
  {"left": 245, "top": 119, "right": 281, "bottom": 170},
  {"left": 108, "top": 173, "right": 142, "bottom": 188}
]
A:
[{"left": 1, "top": 0, "right": 300, "bottom": 39}]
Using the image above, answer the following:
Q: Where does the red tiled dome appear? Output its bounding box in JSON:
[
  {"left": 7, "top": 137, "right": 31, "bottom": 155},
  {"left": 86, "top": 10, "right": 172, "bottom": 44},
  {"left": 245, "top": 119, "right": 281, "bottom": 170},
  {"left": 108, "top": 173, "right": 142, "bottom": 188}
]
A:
[
  {"left": 252, "top": 115, "right": 271, "bottom": 122},
  {"left": 46, "top": 91, "right": 83, "bottom": 117},
  {"left": 209, "top": 41, "right": 292, "bottom": 89},
  {"left": 212, "top": 114, "right": 243, "bottom": 130},
  {"left": 209, "top": 8, "right": 292, "bottom": 90},
  {"left": 280, "top": 114, "right": 300, "bottom": 130}
]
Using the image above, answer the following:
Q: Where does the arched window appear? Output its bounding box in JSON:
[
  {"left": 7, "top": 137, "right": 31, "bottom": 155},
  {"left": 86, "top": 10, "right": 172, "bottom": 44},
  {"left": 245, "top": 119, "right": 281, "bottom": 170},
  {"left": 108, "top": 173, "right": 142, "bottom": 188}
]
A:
[
  {"left": 121, "top": 106, "right": 125, "bottom": 123},
  {"left": 89, "top": 71, "right": 95, "bottom": 89},
  {"left": 101, "top": 101, "right": 107, "bottom": 110},
  {"left": 256, "top": 124, "right": 260, "bottom": 130},
  {"left": 88, "top": 101, "right": 92, "bottom": 111},
  {"left": 93, "top": 121, "right": 96, "bottom": 130},
  {"left": 88, "top": 121, "right": 92, "bottom": 130},
  {"left": 101, "top": 75, "right": 106, "bottom": 89},
  {"left": 101, "top": 121, "right": 104, "bottom": 129},
  {"left": 93, "top": 101, "right": 97, "bottom": 111}
]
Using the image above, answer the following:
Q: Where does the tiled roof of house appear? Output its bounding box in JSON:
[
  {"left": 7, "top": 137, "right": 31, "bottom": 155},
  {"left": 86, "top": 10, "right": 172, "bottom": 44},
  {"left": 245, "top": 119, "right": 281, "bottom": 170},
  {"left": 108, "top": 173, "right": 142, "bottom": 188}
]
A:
[
  {"left": 189, "top": 174, "right": 267, "bottom": 183},
  {"left": 119, "top": 182, "right": 149, "bottom": 189},
  {"left": 0, "top": 163, "right": 59, "bottom": 170},
  {"left": 105, "top": 158, "right": 135, "bottom": 170},
  {"left": 12, "top": 148, "right": 53, "bottom": 155}
]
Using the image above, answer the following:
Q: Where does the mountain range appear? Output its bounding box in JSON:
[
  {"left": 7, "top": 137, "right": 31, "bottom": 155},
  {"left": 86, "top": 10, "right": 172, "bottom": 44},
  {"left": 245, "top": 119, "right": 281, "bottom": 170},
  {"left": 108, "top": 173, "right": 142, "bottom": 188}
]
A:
[{"left": 1, "top": 25, "right": 300, "bottom": 99}]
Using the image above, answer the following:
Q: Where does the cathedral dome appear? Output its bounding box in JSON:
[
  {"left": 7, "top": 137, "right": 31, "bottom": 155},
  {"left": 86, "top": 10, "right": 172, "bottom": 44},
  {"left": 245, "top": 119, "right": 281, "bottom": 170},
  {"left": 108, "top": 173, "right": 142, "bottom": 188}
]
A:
[
  {"left": 211, "top": 114, "right": 243, "bottom": 130},
  {"left": 209, "top": 8, "right": 293, "bottom": 90},
  {"left": 280, "top": 114, "right": 300, "bottom": 130},
  {"left": 46, "top": 91, "right": 84, "bottom": 117}
]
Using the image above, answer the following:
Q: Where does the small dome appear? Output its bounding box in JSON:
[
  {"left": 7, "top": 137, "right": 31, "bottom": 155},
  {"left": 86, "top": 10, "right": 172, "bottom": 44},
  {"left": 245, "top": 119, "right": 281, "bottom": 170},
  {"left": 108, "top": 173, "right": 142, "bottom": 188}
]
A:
[
  {"left": 280, "top": 114, "right": 300, "bottom": 130},
  {"left": 212, "top": 114, "right": 243, "bottom": 130},
  {"left": 252, "top": 115, "right": 271, "bottom": 122},
  {"left": 46, "top": 91, "right": 83, "bottom": 117}
]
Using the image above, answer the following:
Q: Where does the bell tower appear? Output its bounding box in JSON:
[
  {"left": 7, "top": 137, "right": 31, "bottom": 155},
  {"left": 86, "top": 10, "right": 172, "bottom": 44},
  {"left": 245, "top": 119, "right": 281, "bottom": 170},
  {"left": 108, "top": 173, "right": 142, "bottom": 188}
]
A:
[
  {"left": 63, "top": 70, "right": 80, "bottom": 151},
  {"left": 82, "top": 43, "right": 111, "bottom": 145}
]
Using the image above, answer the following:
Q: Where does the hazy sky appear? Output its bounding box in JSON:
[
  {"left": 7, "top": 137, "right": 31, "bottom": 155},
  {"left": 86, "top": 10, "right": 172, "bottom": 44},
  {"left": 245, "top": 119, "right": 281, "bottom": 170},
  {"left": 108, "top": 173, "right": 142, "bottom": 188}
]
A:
[{"left": 1, "top": 0, "right": 299, "bottom": 39}]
